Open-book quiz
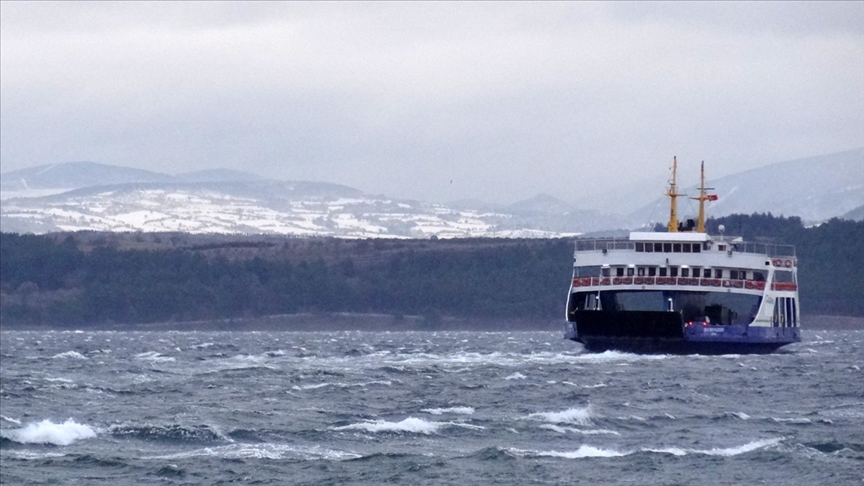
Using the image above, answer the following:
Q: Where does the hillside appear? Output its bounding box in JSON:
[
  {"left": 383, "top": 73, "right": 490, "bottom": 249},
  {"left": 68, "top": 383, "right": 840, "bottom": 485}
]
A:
[
  {"left": 2, "top": 149, "right": 862, "bottom": 237},
  {"left": 2, "top": 216, "right": 862, "bottom": 328},
  {"left": 627, "top": 148, "right": 864, "bottom": 226}
]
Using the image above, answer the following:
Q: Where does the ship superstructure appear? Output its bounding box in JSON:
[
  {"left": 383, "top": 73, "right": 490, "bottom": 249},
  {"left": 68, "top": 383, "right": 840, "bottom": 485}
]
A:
[{"left": 565, "top": 159, "right": 801, "bottom": 353}]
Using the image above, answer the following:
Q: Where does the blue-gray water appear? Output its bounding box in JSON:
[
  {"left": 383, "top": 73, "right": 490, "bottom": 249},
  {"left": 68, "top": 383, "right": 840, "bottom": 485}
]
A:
[{"left": 1, "top": 330, "right": 862, "bottom": 485}]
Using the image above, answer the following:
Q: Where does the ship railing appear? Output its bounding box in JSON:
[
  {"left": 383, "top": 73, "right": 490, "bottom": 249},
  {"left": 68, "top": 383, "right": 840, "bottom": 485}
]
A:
[
  {"left": 573, "top": 237, "right": 796, "bottom": 257},
  {"left": 574, "top": 238, "right": 634, "bottom": 252}
]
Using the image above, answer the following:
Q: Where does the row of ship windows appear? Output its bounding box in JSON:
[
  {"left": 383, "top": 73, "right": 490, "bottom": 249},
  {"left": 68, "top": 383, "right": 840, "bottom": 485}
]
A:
[
  {"left": 634, "top": 242, "right": 725, "bottom": 253},
  {"left": 599, "top": 266, "right": 765, "bottom": 280}
]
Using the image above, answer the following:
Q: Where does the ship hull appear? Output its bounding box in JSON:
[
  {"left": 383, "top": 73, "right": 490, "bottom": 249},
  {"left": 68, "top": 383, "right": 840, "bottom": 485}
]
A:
[{"left": 566, "top": 310, "right": 800, "bottom": 355}]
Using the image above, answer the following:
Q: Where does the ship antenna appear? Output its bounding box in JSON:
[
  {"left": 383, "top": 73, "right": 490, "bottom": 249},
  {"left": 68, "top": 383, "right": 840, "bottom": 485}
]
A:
[
  {"left": 666, "top": 156, "right": 683, "bottom": 232},
  {"left": 690, "top": 161, "right": 717, "bottom": 233}
]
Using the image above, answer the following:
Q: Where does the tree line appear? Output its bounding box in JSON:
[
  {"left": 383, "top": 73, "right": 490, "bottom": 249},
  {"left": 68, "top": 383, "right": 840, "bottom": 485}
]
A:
[{"left": 1, "top": 214, "right": 861, "bottom": 327}]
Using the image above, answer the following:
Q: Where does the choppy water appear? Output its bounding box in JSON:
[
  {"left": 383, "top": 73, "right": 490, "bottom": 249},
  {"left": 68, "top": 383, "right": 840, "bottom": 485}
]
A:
[{"left": 1, "top": 329, "right": 862, "bottom": 485}]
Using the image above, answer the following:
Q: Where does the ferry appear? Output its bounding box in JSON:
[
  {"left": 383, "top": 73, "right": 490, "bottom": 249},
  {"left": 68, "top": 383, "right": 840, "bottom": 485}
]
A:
[{"left": 565, "top": 158, "right": 801, "bottom": 354}]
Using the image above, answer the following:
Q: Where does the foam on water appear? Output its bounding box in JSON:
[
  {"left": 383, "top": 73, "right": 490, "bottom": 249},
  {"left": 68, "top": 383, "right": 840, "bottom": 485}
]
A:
[
  {"left": 335, "top": 417, "right": 441, "bottom": 434},
  {"left": 527, "top": 406, "right": 592, "bottom": 425},
  {"left": 1, "top": 415, "right": 22, "bottom": 426},
  {"left": 511, "top": 445, "right": 625, "bottom": 458},
  {"left": 150, "top": 443, "right": 362, "bottom": 461},
  {"left": 421, "top": 407, "right": 475, "bottom": 415},
  {"left": 1, "top": 419, "right": 96, "bottom": 446},
  {"left": 51, "top": 351, "right": 88, "bottom": 360},
  {"left": 539, "top": 424, "right": 619, "bottom": 436},
  {"left": 574, "top": 350, "right": 668, "bottom": 363},
  {"left": 134, "top": 351, "right": 176, "bottom": 362},
  {"left": 333, "top": 417, "right": 485, "bottom": 435},
  {"left": 646, "top": 438, "right": 782, "bottom": 457},
  {"left": 505, "top": 372, "right": 526, "bottom": 380}
]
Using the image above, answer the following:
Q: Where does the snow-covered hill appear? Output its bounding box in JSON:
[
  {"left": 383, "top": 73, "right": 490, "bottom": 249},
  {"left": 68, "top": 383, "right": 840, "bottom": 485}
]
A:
[
  {"left": 2, "top": 149, "right": 861, "bottom": 237},
  {"left": 0, "top": 180, "right": 580, "bottom": 238}
]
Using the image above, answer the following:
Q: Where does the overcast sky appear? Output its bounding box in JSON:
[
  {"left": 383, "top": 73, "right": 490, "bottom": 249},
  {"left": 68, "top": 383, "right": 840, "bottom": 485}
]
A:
[{"left": 1, "top": 2, "right": 862, "bottom": 210}]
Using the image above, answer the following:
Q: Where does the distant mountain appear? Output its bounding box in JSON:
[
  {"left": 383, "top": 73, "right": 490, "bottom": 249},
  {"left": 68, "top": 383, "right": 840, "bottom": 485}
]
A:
[
  {"left": 842, "top": 205, "right": 864, "bottom": 222},
  {"left": 0, "top": 161, "right": 174, "bottom": 191},
  {"left": 0, "top": 168, "right": 581, "bottom": 237},
  {"left": 627, "top": 148, "right": 864, "bottom": 226},
  {"left": 506, "top": 194, "right": 575, "bottom": 214},
  {"left": 2, "top": 150, "right": 861, "bottom": 237},
  {"left": 177, "top": 168, "right": 265, "bottom": 183}
]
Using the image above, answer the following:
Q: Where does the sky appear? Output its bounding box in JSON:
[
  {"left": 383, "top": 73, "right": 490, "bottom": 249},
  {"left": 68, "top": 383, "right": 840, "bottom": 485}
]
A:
[{"left": 1, "top": 2, "right": 862, "bottom": 211}]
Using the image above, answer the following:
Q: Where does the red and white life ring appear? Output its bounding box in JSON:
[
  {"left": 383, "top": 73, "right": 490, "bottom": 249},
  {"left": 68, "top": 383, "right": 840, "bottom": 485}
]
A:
[{"left": 784, "top": 260, "right": 793, "bottom": 268}]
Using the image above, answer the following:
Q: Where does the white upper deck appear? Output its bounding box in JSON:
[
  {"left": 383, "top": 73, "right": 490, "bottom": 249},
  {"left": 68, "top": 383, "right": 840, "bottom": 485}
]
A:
[{"left": 628, "top": 232, "right": 708, "bottom": 242}]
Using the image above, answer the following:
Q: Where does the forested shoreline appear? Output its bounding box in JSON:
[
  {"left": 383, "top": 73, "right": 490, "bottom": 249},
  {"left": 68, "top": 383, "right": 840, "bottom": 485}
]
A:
[{"left": 1, "top": 214, "right": 862, "bottom": 329}]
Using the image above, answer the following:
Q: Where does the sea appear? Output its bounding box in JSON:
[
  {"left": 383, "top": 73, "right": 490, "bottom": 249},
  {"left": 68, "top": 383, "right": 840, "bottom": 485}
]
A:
[{"left": 1, "top": 329, "right": 862, "bottom": 485}]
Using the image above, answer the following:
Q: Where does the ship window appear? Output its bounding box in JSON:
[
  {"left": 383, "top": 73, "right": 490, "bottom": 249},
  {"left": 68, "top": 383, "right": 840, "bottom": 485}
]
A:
[
  {"left": 663, "top": 243, "right": 671, "bottom": 252},
  {"left": 791, "top": 299, "right": 797, "bottom": 327},
  {"left": 753, "top": 271, "right": 766, "bottom": 281},
  {"left": 658, "top": 267, "right": 667, "bottom": 277},
  {"left": 635, "top": 242, "right": 644, "bottom": 252},
  {"left": 616, "top": 267, "right": 624, "bottom": 277},
  {"left": 648, "top": 267, "right": 656, "bottom": 276},
  {"left": 718, "top": 244, "right": 726, "bottom": 251},
  {"left": 774, "top": 270, "right": 794, "bottom": 283},
  {"left": 644, "top": 243, "right": 653, "bottom": 253},
  {"left": 703, "top": 242, "right": 711, "bottom": 251},
  {"left": 730, "top": 270, "right": 740, "bottom": 280},
  {"left": 681, "top": 268, "right": 690, "bottom": 277},
  {"left": 637, "top": 267, "right": 646, "bottom": 276},
  {"left": 670, "top": 267, "right": 679, "bottom": 277},
  {"left": 693, "top": 244, "right": 701, "bottom": 253},
  {"left": 626, "top": 267, "right": 635, "bottom": 276},
  {"left": 575, "top": 266, "right": 602, "bottom": 277},
  {"left": 673, "top": 243, "right": 682, "bottom": 252},
  {"left": 601, "top": 267, "right": 611, "bottom": 277},
  {"left": 715, "top": 269, "right": 723, "bottom": 279},
  {"left": 683, "top": 244, "right": 692, "bottom": 253},
  {"left": 692, "top": 267, "right": 701, "bottom": 278}
]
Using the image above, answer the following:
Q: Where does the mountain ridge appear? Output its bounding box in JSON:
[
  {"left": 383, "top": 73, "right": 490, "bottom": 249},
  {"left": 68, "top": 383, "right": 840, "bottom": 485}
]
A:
[{"left": 2, "top": 148, "right": 861, "bottom": 236}]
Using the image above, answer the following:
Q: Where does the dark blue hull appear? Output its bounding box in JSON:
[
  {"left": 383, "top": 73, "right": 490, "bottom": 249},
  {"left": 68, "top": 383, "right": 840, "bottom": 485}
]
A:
[{"left": 567, "top": 310, "right": 801, "bottom": 355}]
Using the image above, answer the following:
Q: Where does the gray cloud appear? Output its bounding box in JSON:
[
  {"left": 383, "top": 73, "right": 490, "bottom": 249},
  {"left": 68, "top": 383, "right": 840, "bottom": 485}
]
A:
[{"left": 1, "top": 2, "right": 862, "bottom": 210}]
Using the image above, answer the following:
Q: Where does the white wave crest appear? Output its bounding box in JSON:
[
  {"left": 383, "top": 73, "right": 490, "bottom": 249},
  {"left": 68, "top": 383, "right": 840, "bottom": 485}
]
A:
[
  {"left": 134, "top": 351, "right": 176, "bottom": 362},
  {"left": 421, "top": 407, "right": 475, "bottom": 415},
  {"left": 51, "top": 351, "right": 88, "bottom": 360},
  {"left": 1, "top": 415, "right": 22, "bottom": 425},
  {"left": 528, "top": 406, "right": 591, "bottom": 425},
  {"left": 575, "top": 350, "right": 668, "bottom": 363},
  {"left": 512, "top": 438, "right": 780, "bottom": 460},
  {"left": 291, "top": 380, "right": 392, "bottom": 391},
  {"left": 505, "top": 372, "right": 526, "bottom": 380},
  {"left": 150, "top": 443, "right": 361, "bottom": 461},
  {"left": 539, "top": 424, "right": 619, "bottom": 435},
  {"left": 771, "top": 417, "right": 812, "bottom": 424},
  {"left": 511, "top": 445, "right": 625, "bottom": 458},
  {"left": 334, "top": 416, "right": 482, "bottom": 435},
  {"left": 335, "top": 417, "right": 441, "bottom": 434},
  {"left": 647, "top": 438, "right": 782, "bottom": 457},
  {"left": 1, "top": 419, "right": 97, "bottom": 446}
]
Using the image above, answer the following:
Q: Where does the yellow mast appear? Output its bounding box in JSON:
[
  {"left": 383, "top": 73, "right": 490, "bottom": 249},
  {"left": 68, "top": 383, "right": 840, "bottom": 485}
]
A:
[
  {"left": 666, "top": 156, "right": 683, "bottom": 232},
  {"left": 690, "top": 161, "right": 716, "bottom": 233}
]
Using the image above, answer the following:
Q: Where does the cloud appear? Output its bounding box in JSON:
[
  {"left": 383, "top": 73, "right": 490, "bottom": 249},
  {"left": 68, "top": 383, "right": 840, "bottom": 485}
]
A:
[{"left": 1, "top": 2, "right": 862, "bottom": 208}]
